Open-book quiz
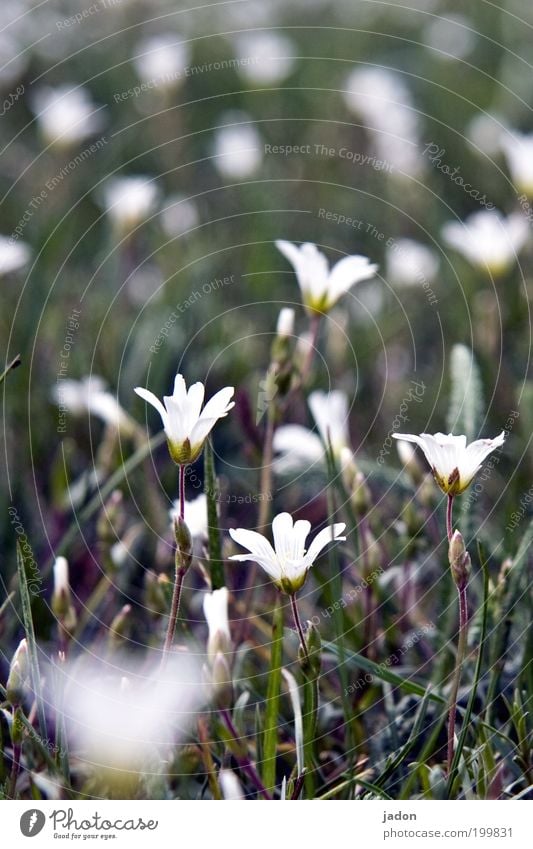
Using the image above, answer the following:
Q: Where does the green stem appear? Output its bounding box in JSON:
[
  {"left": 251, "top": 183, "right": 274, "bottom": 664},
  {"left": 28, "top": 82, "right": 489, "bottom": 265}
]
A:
[
  {"left": 262, "top": 597, "right": 284, "bottom": 791},
  {"left": 447, "top": 580, "right": 468, "bottom": 775}
]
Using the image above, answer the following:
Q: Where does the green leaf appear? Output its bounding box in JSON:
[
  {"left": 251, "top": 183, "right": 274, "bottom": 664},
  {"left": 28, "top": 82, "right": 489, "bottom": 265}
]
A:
[
  {"left": 16, "top": 544, "right": 47, "bottom": 740},
  {"left": 204, "top": 439, "right": 225, "bottom": 589},
  {"left": 261, "top": 597, "right": 284, "bottom": 792}
]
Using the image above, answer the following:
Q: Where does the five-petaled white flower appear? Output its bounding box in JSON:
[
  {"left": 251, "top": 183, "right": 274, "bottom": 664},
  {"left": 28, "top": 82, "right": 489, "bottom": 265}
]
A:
[
  {"left": 203, "top": 587, "right": 231, "bottom": 662},
  {"left": 441, "top": 210, "right": 528, "bottom": 276},
  {"left": 276, "top": 240, "right": 378, "bottom": 315},
  {"left": 229, "top": 511, "right": 346, "bottom": 594},
  {"left": 392, "top": 431, "right": 505, "bottom": 495},
  {"left": 135, "top": 374, "right": 234, "bottom": 465}
]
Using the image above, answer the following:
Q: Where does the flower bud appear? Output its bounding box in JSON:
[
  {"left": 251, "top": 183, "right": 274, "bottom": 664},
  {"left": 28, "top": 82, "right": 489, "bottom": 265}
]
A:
[
  {"left": 299, "top": 620, "right": 321, "bottom": 679},
  {"left": 52, "top": 557, "right": 77, "bottom": 630},
  {"left": 211, "top": 651, "right": 233, "bottom": 709},
  {"left": 174, "top": 517, "right": 193, "bottom": 572},
  {"left": 276, "top": 308, "right": 295, "bottom": 339},
  {"left": 351, "top": 472, "right": 372, "bottom": 516},
  {"left": 448, "top": 530, "right": 471, "bottom": 588},
  {"left": 6, "top": 639, "right": 29, "bottom": 706}
]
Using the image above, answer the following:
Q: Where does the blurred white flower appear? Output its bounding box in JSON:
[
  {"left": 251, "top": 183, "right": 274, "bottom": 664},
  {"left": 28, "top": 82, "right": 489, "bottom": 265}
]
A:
[
  {"left": 235, "top": 31, "right": 295, "bottom": 85},
  {"left": 273, "top": 425, "right": 323, "bottom": 474},
  {"left": 424, "top": 14, "right": 476, "bottom": 62},
  {"left": 57, "top": 653, "right": 203, "bottom": 773},
  {"left": 30, "top": 85, "right": 104, "bottom": 148},
  {"left": 466, "top": 112, "right": 507, "bottom": 157},
  {"left": 213, "top": 115, "right": 263, "bottom": 179},
  {"left": 343, "top": 67, "right": 422, "bottom": 176},
  {"left": 500, "top": 131, "right": 533, "bottom": 196},
  {"left": 203, "top": 586, "right": 231, "bottom": 662},
  {"left": 386, "top": 238, "right": 439, "bottom": 287},
  {"left": 160, "top": 193, "right": 200, "bottom": 238},
  {"left": 230, "top": 511, "right": 346, "bottom": 594},
  {"left": 308, "top": 389, "right": 349, "bottom": 452},
  {"left": 170, "top": 493, "right": 209, "bottom": 540},
  {"left": 53, "top": 376, "right": 135, "bottom": 435},
  {"left": 0, "top": 236, "right": 31, "bottom": 275},
  {"left": 53, "top": 556, "right": 69, "bottom": 597},
  {"left": 273, "top": 390, "right": 349, "bottom": 473},
  {"left": 441, "top": 209, "right": 528, "bottom": 275},
  {"left": 100, "top": 176, "right": 160, "bottom": 234},
  {"left": 276, "top": 240, "right": 377, "bottom": 314},
  {"left": 135, "top": 374, "right": 235, "bottom": 465},
  {"left": 392, "top": 431, "right": 505, "bottom": 495},
  {"left": 126, "top": 265, "right": 163, "bottom": 306},
  {"left": 133, "top": 34, "right": 190, "bottom": 90}
]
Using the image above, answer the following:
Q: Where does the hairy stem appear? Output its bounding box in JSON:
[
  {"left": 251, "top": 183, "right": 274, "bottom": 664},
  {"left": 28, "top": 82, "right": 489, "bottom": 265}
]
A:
[
  {"left": 446, "top": 494, "right": 454, "bottom": 542},
  {"left": 447, "top": 580, "right": 468, "bottom": 776}
]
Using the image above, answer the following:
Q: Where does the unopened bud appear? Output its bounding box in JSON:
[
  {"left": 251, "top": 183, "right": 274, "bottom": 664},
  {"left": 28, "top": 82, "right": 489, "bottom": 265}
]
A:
[
  {"left": 276, "top": 308, "right": 295, "bottom": 339},
  {"left": 498, "top": 557, "right": 512, "bottom": 587},
  {"left": 448, "top": 530, "right": 471, "bottom": 588},
  {"left": 361, "top": 528, "right": 381, "bottom": 577},
  {"left": 174, "top": 517, "right": 193, "bottom": 572},
  {"left": 52, "top": 556, "right": 76, "bottom": 630},
  {"left": 351, "top": 472, "right": 372, "bottom": 516},
  {"left": 299, "top": 620, "right": 321, "bottom": 678},
  {"left": 211, "top": 651, "right": 233, "bottom": 709},
  {"left": 6, "top": 639, "right": 28, "bottom": 706}
]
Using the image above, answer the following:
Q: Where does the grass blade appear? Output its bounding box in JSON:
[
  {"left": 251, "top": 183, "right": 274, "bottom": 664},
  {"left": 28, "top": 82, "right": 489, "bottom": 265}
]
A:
[
  {"left": 204, "top": 438, "right": 225, "bottom": 589},
  {"left": 16, "top": 544, "right": 47, "bottom": 740},
  {"left": 261, "top": 597, "right": 284, "bottom": 792}
]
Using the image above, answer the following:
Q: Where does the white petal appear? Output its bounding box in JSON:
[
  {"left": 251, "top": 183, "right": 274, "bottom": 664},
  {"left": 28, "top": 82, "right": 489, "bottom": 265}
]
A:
[
  {"left": 163, "top": 396, "right": 188, "bottom": 442},
  {"left": 189, "top": 416, "right": 218, "bottom": 451},
  {"left": 198, "top": 386, "right": 235, "bottom": 422},
  {"left": 304, "top": 523, "right": 346, "bottom": 567},
  {"left": 326, "top": 255, "right": 378, "bottom": 305},
  {"left": 183, "top": 381, "right": 205, "bottom": 432},
  {"left": 229, "top": 527, "right": 278, "bottom": 572},
  {"left": 272, "top": 424, "right": 324, "bottom": 472},
  {"left": 203, "top": 587, "right": 230, "bottom": 640},
  {"left": 134, "top": 387, "right": 168, "bottom": 431},
  {"left": 272, "top": 512, "right": 297, "bottom": 561},
  {"left": 461, "top": 431, "right": 505, "bottom": 484},
  {"left": 172, "top": 373, "right": 188, "bottom": 404}
]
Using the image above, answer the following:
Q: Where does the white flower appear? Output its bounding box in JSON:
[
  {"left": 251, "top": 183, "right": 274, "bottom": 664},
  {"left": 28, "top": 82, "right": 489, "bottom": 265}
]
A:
[
  {"left": 213, "top": 115, "right": 263, "bottom": 179},
  {"left": 234, "top": 31, "right": 295, "bottom": 85},
  {"left": 170, "top": 493, "right": 209, "bottom": 540},
  {"left": 57, "top": 653, "right": 203, "bottom": 773},
  {"left": 52, "top": 376, "right": 134, "bottom": 434},
  {"left": 0, "top": 236, "right": 31, "bottom": 276},
  {"left": 423, "top": 14, "right": 476, "bottom": 62},
  {"left": 342, "top": 67, "right": 422, "bottom": 176},
  {"left": 500, "top": 131, "right": 533, "bottom": 196},
  {"left": 30, "top": 85, "right": 104, "bottom": 148},
  {"left": 100, "top": 176, "right": 160, "bottom": 233},
  {"left": 160, "top": 193, "right": 200, "bottom": 238},
  {"left": 276, "top": 240, "right": 377, "bottom": 314},
  {"left": 276, "top": 307, "right": 295, "bottom": 338},
  {"left": 466, "top": 112, "right": 507, "bottom": 157},
  {"left": 392, "top": 431, "right": 505, "bottom": 495},
  {"left": 273, "top": 390, "right": 349, "bottom": 474},
  {"left": 133, "top": 34, "right": 190, "bottom": 91},
  {"left": 229, "top": 511, "right": 346, "bottom": 594},
  {"left": 441, "top": 210, "right": 528, "bottom": 276},
  {"left": 386, "top": 239, "right": 439, "bottom": 287},
  {"left": 203, "top": 587, "right": 231, "bottom": 662},
  {"left": 6, "top": 638, "right": 28, "bottom": 704},
  {"left": 273, "top": 425, "right": 323, "bottom": 474},
  {"left": 135, "top": 374, "right": 235, "bottom": 464},
  {"left": 308, "top": 389, "right": 349, "bottom": 452}
]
